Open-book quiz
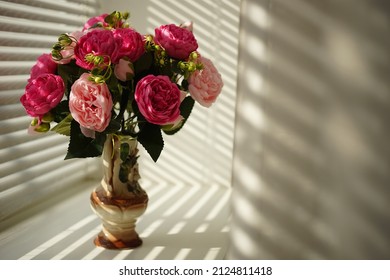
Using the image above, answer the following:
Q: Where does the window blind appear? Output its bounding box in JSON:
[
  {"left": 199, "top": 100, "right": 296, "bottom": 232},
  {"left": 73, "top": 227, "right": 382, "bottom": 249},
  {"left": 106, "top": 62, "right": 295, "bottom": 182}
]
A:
[{"left": 0, "top": 0, "right": 100, "bottom": 222}]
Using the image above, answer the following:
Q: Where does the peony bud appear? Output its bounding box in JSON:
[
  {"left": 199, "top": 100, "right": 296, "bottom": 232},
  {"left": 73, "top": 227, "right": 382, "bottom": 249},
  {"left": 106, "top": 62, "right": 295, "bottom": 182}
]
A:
[
  {"left": 114, "top": 58, "right": 134, "bottom": 82},
  {"left": 180, "top": 21, "right": 194, "bottom": 32},
  {"left": 33, "top": 122, "right": 50, "bottom": 133},
  {"left": 30, "top": 118, "right": 39, "bottom": 126},
  {"left": 93, "top": 76, "right": 105, "bottom": 84},
  {"left": 41, "top": 112, "right": 54, "bottom": 123},
  {"left": 190, "top": 51, "right": 198, "bottom": 60},
  {"left": 51, "top": 50, "right": 62, "bottom": 61},
  {"left": 122, "top": 12, "right": 129, "bottom": 20},
  {"left": 58, "top": 34, "right": 72, "bottom": 46},
  {"left": 188, "top": 62, "right": 196, "bottom": 72}
]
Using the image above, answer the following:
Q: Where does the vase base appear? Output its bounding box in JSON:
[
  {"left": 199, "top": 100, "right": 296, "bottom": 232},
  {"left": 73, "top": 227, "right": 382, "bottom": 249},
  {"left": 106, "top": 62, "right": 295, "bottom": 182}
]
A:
[{"left": 93, "top": 231, "right": 143, "bottom": 250}]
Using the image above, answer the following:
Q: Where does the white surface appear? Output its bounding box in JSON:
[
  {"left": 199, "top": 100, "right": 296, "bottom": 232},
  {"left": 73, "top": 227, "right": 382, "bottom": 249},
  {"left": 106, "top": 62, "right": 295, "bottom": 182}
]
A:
[{"left": 0, "top": 180, "right": 230, "bottom": 260}]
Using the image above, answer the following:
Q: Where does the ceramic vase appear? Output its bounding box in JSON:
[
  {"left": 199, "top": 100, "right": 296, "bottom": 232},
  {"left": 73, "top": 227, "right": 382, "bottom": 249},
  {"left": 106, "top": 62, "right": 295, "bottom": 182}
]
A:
[{"left": 90, "top": 134, "right": 148, "bottom": 249}]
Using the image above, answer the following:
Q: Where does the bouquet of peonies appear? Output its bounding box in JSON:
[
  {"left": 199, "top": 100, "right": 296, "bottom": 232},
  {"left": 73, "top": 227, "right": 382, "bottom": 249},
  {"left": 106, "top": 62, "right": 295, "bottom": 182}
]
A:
[{"left": 20, "top": 11, "right": 223, "bottom": 162}]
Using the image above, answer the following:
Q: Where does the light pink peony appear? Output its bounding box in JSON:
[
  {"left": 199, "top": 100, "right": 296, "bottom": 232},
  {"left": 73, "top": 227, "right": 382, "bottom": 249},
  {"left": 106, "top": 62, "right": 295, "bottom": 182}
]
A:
[
  {"left": 55, "top": 31, "right": 86, "bottom": 64},
  {"left": 74, "top": 29, "right": 119, "bottom": 70},
  {"left": 188, "top": 57, "right": 223, "bottom": 107},
  {"left": 69, "top": 73, "right": 113, "bottom": 136},
  {"left": 82, "top": 13, "right": 109, "bottom": 31},
  {"left": 112, "top": 28, "right": 145, "bottom": 63},
  {"left": 114, "top": 58, "right": 134, "bottom": 82},
  {"left": 20, "top": 73, "right": 64, "bottom": 119},
  {"left": 154, "top": 24, "right": 198, "bottom": 60},
  {"left": 28, "top": 53, "right": 57, "bottom": 82},
  {"left": 135, "top": 75, "right": 185, "bottom": 125},
  {"left": 180, "top": 21, "right": 193, "bottom": 32}
]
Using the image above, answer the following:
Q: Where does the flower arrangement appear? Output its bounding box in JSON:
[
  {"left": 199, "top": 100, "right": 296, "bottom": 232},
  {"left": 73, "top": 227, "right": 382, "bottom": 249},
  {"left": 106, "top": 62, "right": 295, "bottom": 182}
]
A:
[{"left": 20, "top": 11, "right": 223, "bottom": 162}]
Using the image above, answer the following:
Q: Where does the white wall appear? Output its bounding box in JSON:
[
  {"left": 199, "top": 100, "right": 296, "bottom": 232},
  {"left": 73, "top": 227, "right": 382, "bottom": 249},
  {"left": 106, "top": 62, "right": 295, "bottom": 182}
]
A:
[
  {"left": 229, "top": 0, "right": 390, "bottom": 259},
  {"left": 98, "top": 0, "right": 240, "bottom": 188}
]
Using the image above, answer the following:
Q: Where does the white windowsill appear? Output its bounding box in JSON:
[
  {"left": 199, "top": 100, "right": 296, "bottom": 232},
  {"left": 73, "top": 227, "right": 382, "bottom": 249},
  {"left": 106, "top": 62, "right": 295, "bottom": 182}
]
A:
[{"left": 0, "top": 180, "right": 231, "bottom": 260}]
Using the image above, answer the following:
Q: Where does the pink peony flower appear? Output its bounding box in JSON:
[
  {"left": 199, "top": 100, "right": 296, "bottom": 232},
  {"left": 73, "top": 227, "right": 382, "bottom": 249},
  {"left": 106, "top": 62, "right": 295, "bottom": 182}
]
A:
[
  {"left": 69, "top": 73, "right": 113, "bottom": 136},
  {"left": 28, "top": 53, "right": 57, "bottom": 82},
  {"left": 112, "top": 28, "right": 145, "bottom": 63},
  {"left": 154, "top": 24, "right": 198, "bottom": 60},
  {"left": 135, "top": 75, "right": 185, "bottom": 125},
  {"left": 20, "top": 73, "right": 65, "bottom": 119},
  {"left": 114, "top": 58, "right": 134, "bottom": 82},
  {"left": 74, "top": 29, "right": 119, "bottom": 70},
  {"left": 188, "top": 57, "right": 223, "bottom": 107},
  {"left": 82, "top": 13, "right": 109, "bottom": 31}
]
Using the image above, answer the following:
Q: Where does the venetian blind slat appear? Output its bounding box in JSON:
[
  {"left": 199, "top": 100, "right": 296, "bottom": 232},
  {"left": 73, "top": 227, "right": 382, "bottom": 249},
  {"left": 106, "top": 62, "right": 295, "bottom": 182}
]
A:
[
  {"left": 0, "top": 15, "right": 80, "bottom": 35},
  {"left": 0, "top": 161, "right": 90, "bottom": 221},
  {"left": 0, "top": 103, "right": 25, "bottom": 120},
  {"left": 0, "top": 144, "right": 68, "bottom": 179},
  {"left": 0, "top": 47, "right": 49, "bottom": 61},
  {"left": 0, "top": 1, "right": 89, "bottom": 25},
  {"left": 0, "top": 134, "right": 67, "bottom": 163},
  {"left": 0, "top": 116, "right": 31, "bottom": 134},
  {"left": 0, "top": 89, "right": 23, "bottom": 104},
  {"left": 0, "top": 61, "right": 34, "bottom": 76},
  {"left": 0, "top": 31, "right": 58, "bottom": 47},
  {"left": 0, "top": 149, "right": 70, "bottom": 192},
  {"left": 5, "top": 0, "right": 97, "bottom": 16}
]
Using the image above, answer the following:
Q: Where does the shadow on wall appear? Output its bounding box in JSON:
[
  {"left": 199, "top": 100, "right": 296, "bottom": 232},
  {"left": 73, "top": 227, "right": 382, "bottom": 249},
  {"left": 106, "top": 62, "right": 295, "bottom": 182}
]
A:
[
  {"left": 99, "top": 0, "right": 240, "bottom": 188},
  {"left": 229, "top": 0, "right": 390, "bottom": 259}
]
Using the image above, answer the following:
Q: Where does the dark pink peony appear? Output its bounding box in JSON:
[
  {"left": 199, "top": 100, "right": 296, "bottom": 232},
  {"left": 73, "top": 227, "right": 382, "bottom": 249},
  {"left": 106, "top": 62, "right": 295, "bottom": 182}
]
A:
[
  {"left": 112, "top": 28, "right": 145, "bottom": 63},
  {"left": 20, "top": 73, "right": 64, "bottom": 118},
  {"left": 74, "top": 29, "right": 119, "bottom": 70},
  {"left": 28, "top": 53, "right": 57, "bottom": 82},
  {"left": 69, "top": 73, "right": 112, "bottom": 135},
  {"left": 135, "top": 75, "right": 185, "bottom": 125},
  {"left": 154, "top": 24, "right": 198, "bottom": 60},
  {"left": 82, "top": 13, "right": 109, "bottom": 31},
  {"left": 188, "top": 57, "right": 223, "bottom": 107}
]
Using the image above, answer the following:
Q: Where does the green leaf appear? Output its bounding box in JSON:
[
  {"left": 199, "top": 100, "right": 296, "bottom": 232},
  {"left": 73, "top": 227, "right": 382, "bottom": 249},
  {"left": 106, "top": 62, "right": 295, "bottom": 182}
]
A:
[
  {"left": 163, "top": 96, "right": 195, "bottom": 135},
  {"left": 137, "top": 122, "right": 164, "bottom": 162},
  {"left": 57, "top": 61, "right": 88, "bottom": 97},
  {"left": 181, "top": 79, "right": 189, "bottom": 91},
  {"left": 103, "top": 118, "right": 121, "bottom": 134},
  {"left": 133, "top": 52, "right": 153, "bottom": 77},
  {"left": 51, "top": 100, "right": 70, "bottom": 123},
  {"left": 65, "top": 120, "right": 106, "bottom": 159},
  {"left": 180, "top": 96, "right": 195, "bottom": 119},
  {"left": 51, "top": 113, "right": 73, "bottom": 136},
  {"left": 106, "top": 72, "right": 121, "bottom": 103}
]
